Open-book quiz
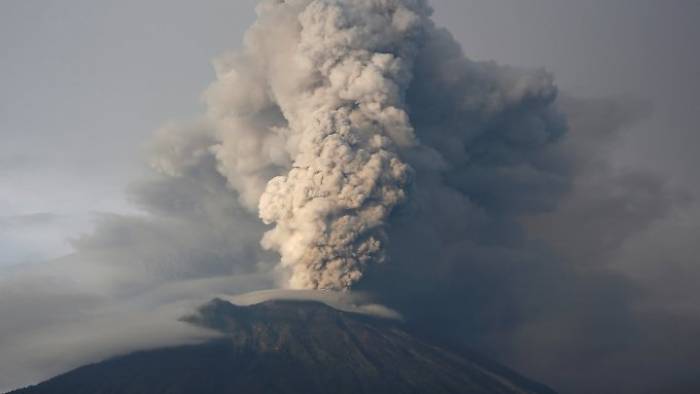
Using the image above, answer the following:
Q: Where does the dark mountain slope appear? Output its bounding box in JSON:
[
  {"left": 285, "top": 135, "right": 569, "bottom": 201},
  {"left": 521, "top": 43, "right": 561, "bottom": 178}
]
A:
[{"left": 9, "top": 299, "right": 556, "bottom": 394}]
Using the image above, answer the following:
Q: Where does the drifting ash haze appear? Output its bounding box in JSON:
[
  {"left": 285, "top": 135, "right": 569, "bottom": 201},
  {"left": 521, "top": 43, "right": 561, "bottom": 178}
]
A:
[{"left": 3, "top": 0, "right": 700, "bottom": 393}]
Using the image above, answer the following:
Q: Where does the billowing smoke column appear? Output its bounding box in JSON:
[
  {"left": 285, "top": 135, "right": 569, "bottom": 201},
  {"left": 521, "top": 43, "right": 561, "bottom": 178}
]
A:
[
  {"left": 257, "top": 1, "right": 429, "bottom": 289},
  {"left": 199, "top": 0, "right": 432, "bottom": 290},
  {"left": 151, "top": 0, "right": 564, "bottom": 291}
]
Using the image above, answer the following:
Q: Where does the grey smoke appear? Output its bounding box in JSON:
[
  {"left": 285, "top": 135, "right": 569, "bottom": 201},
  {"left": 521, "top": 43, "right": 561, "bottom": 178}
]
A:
[
  {"left": 201, "top": 0, "right": 430, "bottom": 289},
  {"left": 149, "top": 0, "right": 566, "bottom": 291}
]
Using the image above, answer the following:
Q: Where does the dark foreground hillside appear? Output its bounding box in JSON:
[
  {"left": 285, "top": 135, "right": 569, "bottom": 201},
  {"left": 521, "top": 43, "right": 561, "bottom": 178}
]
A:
[{"left": 9, "top": 299, "right": 556, "bottom": 394}]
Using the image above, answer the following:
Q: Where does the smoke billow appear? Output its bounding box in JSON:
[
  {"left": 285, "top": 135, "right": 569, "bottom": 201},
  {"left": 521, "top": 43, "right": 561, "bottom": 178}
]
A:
[
  {"left": 160, "top": 0, "right": 565, "bottom": 291},
  {"left": 254, "top": 0, "right": 425, "bottom": 289},
  {"left": 193, "top": 0, "right": 430, "bottom": 290}
]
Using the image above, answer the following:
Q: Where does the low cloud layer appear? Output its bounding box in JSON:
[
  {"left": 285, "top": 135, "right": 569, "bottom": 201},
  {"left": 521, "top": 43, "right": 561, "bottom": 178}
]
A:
[{"left": 1, "top": 1, "right": 698, "bottom": 393}]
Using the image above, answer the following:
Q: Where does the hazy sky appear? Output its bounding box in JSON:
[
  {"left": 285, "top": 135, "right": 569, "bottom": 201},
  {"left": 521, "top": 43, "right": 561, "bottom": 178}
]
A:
[
  {"left": 1, "top": 0, "right": 698, "bottom": 266},
  {"left": 2, "top": 1, "right": 700, "bottom": 393},
  {"left": 1, "top": 0, "right": 258, "bottom": 264}
]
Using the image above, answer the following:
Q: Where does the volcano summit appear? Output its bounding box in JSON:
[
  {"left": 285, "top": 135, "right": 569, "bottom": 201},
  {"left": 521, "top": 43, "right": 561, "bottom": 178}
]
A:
[{"left": 9, "top": 299, "right": 555, "bottom": 394}]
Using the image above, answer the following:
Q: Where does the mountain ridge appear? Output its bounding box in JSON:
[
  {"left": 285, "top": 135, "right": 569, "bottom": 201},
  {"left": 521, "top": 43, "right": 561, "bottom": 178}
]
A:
[{"left": 8, "top": 299, "right": 556, "bottom": 394}]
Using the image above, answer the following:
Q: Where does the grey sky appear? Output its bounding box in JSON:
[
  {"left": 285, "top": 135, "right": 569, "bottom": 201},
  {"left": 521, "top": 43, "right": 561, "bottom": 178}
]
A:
[
  {"left": 2, "top": 1, "right": 698, "bottom": 265},
  {"left": 1, "top": 0, "right": 257, "bottom": 264},
  {"left": 1, "top": 1, "right": 700, "bottom": 393}
]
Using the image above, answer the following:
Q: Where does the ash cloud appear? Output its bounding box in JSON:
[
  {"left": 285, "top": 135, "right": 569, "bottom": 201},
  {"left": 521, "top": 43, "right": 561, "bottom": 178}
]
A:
[{"left": 206, "top": 0, "right": 431, "bottom": 290}]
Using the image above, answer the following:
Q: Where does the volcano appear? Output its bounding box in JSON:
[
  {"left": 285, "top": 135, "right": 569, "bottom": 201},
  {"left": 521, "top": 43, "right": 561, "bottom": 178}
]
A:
[{"left": 9, "top": 299, "right": 555, "bottom": 394}]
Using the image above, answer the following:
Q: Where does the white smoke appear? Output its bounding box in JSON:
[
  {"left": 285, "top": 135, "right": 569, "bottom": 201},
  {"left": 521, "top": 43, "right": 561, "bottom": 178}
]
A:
[
  {"left": 226, "top": 289, "right": 403, "bottom": 319},
  {"left": 174, "top": 0, "right": 434, "bottom": 290}
]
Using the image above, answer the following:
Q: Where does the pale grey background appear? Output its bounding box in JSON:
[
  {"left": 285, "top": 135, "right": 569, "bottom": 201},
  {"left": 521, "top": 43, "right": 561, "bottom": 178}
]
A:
[
  {"left": 2, "top": 0, "right": 698, "bottom": 266},
  {"left": 1, "top": 1, "right": 700, "bottom": 393}
]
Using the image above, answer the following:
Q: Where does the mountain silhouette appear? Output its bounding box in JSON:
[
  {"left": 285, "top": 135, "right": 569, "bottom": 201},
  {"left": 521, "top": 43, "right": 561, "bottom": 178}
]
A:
[{"left": 9, "top": 299, "right": 556, "bottom": 394}]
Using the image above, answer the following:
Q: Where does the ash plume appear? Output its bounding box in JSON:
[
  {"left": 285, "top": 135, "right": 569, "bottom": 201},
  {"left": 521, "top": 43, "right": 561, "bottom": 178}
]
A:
[
  {"left": 254, "top": 0, "right": 428, "bottom": 290},
  {"left": 188, "top": 0, "right": 433, "bottom": 290},
  {"left": 160, "top": 0, "right": 565, "bottom": 291}
]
